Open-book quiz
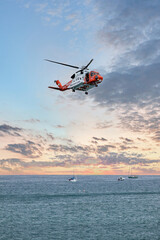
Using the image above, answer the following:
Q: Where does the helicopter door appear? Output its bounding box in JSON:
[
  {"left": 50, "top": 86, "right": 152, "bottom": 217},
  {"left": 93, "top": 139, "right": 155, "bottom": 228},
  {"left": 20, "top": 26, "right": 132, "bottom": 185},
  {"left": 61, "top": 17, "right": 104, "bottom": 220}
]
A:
[{"left": 85, "top": 73, "right": 89, "bottom": 82}]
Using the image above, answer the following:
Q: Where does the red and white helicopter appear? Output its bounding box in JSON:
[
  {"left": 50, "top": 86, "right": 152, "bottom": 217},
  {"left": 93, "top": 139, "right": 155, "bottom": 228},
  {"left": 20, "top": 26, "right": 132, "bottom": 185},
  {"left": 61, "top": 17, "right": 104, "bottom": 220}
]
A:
[{"left": 45, "top": 59, "right": 103, "bottom": 95}]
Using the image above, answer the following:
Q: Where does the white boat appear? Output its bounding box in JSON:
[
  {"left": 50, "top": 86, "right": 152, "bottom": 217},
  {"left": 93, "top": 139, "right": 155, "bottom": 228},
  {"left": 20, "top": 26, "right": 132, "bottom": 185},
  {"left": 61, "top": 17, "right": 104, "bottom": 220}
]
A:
[
  {"left": 68, "top": 169, "right": 77, "bottom": 182},
  {"left": 118, "top": 176, "right": 125, "bottom": 181},
  {"left": 68, "top": 176, "right": 77, "bottom": 182}
]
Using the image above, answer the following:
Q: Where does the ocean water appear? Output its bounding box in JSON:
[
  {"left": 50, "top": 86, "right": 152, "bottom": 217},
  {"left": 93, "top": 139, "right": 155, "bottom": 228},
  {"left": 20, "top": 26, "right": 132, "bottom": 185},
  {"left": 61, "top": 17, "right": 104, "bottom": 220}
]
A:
[{"left": 0, "top": 175, "right": 160, "bottom": 240}]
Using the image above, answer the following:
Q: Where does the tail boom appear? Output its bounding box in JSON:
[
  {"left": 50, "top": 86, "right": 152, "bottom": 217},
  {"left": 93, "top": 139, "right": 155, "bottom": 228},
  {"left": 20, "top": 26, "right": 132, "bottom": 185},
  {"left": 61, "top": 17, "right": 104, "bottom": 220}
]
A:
[{"left": 49, "top": 80, "right": 72, "bottom": 91}]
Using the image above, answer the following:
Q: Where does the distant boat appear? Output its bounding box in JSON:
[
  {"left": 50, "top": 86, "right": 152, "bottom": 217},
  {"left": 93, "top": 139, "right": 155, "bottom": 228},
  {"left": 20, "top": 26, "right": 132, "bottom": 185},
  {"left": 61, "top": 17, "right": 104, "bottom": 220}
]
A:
[
  {"left": 128, "top": 167, "right": 138, "bottom": 179},
  {"left": 128, "top": 175, "right": 138, "bottom": 179},
  {"left": 118, "top": 176, "right": 125, "bottom": 181},
  {"left": 68, "top": 176, "right": 77, "bottom": 182},
  {"left": 68, "top": 169, "right": 77, "bottom": 182}
]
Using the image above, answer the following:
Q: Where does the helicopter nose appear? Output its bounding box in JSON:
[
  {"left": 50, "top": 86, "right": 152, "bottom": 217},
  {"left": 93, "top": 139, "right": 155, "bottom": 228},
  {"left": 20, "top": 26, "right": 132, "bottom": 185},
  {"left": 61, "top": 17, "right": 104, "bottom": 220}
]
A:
[
  {"left": 93, "top": 74, "right": 103, "bottom": 82},
  {"left": 99, "top": 75, "right": 103, "bottom": 80},
  {"left": 95, "top": 75, "right": 103, "bottom": 81}
]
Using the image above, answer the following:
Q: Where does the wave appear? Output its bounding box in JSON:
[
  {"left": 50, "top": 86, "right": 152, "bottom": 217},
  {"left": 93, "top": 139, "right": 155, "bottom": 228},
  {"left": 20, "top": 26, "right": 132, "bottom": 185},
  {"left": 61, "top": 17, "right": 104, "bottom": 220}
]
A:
[{"left": 0, "top": 191, "right": 160, "bottom": 201}]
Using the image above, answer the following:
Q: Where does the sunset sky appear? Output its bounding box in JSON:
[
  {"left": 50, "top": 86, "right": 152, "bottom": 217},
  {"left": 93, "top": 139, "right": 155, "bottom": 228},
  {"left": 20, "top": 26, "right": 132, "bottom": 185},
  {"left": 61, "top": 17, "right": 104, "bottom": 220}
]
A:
[{"left": 0, "top": 0, "right": 160, "bottom": 175}]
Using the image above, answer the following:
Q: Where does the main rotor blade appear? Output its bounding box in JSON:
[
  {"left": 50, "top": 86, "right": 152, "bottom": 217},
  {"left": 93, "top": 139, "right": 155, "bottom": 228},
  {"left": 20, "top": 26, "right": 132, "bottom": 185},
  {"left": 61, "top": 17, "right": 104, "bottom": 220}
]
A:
[
  {"left": 83, "top": 58, "right": 94, "bottom": 70},
  {"left": 44, "top": 59, "right": 79, "bottom": 69},
  {"left": 76, "top": 59, "right": 94, "bottom": 73}
]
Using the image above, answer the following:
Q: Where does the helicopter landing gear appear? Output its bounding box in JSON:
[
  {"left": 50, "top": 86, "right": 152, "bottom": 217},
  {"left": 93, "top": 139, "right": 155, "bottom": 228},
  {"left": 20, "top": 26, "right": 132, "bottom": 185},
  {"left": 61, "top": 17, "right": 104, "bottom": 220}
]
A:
[
  {"left": 85, "top": 92, "right": 88, "bottom": 95},
  {"left": 95, "top": 84, "right": 98, "bottom": 87},
  {"left": 72, "top": 89, "right": 75, "bottom": 92}
]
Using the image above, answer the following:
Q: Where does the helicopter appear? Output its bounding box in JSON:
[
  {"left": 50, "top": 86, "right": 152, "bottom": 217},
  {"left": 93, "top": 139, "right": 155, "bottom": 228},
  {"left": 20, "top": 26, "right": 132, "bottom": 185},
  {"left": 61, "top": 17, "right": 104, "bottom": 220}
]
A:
[{"left": 45, "top": 59, "right": 103, "bottom": 95}]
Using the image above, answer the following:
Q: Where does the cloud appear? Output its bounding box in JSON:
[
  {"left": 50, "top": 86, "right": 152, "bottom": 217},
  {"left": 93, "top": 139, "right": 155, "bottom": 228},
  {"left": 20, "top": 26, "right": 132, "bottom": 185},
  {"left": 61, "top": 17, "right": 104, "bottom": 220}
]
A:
[
  {"left": 24, "top": 119, "right": 40, "bottom": 123},
  {"left": 134, "top": 167, "right": 160, "bottom": 174},
  {"left": 96, "top": 0, "right": 160, "bottom": 52},
  {"left": 47, "top": 140, "right": 147, "bottom": 165},
  {"left": 120, "top": 137, "right": 134, "bottom": 143},
  {"left": 0, "top": 158, "right": 29, "bottom": 171},
  {"left": 152, "top": 130, "right": 160, "bottom": 142},
  {"left": 91, "top": 63, "right": 160, "bottom": 106},
  {"left": 119, "top": 145, "right": 138, "bottom": 151},
  {"left": 1, "top": 149, "right": 159, "bottom": 173},
  {"left": 0, "top": 158, "right": 67, "bottom": 171},
  {"left": 48, "top": 144, "right": 92, "bottom": 153},
  {"left": 56, "top": 125, "right": 65, "bottom": 128},
  {"left": 97, "top": 144, "right": 116, "bottom": 153},
  {"left": 118, "top": 102, "right": 160, "bottom": 141},
  {"left": 92, "top": 137, "right": 107, "bottom": 142},
  {"left": 117, "top": 39, "right": 160, "bottom": 68},
  {"left": 5, "top": 141, "right": 42, "bottom": 158},
  {"left": 46, "top": 133, "right": 54, "bottom": 141},
  {"left": 0, "top": 124, "right": 22, "bottom": 136},
  {"left": 24, "top": 3, "right": 30, "bottom": 9},
  {"left": 66, "top": 13, "right": 78, "bottom": 20},
  {"left": 90, "top": 1, "right": 160, "bottom": 143},
  {"left": 90, "top": 61, "right": 160, "bottom": 141},
  {"left": 95, "top": 122, "right": 112, "bottom": 129},
  {"left": 35, "top": 3, "right": 48, "bottom": 12},
  {"left": 99, "top": 152, "right": 160, "bottom": 166}
]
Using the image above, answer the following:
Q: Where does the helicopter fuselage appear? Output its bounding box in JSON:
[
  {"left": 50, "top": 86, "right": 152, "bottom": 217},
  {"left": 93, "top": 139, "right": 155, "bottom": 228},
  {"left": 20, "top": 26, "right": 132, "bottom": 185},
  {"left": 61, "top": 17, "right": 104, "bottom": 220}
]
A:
[
  {"left": 49, "top": 70, "right": 103, "bottom": 93},
  {"left": 46, "top": 58, "right": 103, "bottom": 94}
]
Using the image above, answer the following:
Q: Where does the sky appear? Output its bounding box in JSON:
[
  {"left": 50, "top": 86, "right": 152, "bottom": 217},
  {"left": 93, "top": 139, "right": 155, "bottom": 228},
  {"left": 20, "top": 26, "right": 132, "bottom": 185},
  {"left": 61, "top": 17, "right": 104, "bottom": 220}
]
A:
[{"left": 0, "top": 0, "right": 160, "bottom": 175}]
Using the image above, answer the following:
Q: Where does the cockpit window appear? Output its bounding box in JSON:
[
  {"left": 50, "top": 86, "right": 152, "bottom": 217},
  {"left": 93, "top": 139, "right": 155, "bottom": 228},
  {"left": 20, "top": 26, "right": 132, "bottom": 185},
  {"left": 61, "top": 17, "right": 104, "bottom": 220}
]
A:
[{"left": 91, "top": 72, "right": 99, "bottom": 76}]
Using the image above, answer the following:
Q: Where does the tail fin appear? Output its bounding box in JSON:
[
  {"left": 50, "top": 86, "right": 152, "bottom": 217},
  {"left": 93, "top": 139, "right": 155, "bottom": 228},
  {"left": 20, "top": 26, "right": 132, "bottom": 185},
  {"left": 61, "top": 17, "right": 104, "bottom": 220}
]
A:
[{"left": 55, "top": 80, "right": 63, "bottom": 89}]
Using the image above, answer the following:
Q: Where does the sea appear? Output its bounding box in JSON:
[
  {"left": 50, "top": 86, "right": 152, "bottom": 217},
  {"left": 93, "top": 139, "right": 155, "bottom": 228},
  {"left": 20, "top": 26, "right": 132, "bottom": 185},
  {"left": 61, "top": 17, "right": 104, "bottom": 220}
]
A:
[{"left": 0, "top": 175, "right": 160, "bottom": 240}]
